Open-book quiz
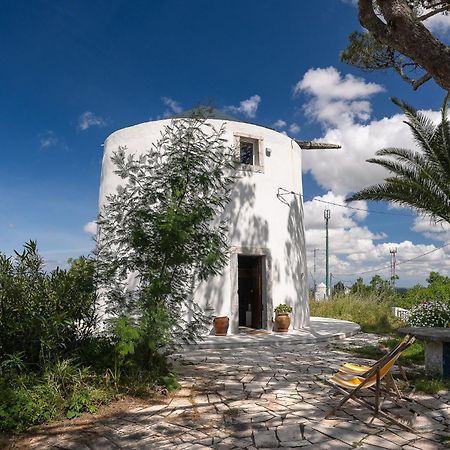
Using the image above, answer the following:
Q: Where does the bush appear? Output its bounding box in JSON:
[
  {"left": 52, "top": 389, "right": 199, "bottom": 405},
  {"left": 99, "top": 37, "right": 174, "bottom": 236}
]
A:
[
  {"left": 0, "top": 358, "right": 112, "bottom": 432},
  {"left": 0, "top": 242, "right": 179, "bottom": 433},
  {"left": 407, "top": 300, "right": 450, "bottom": 327},
  {"left": 0, "top": 242, "right": 97, "bottom": 365},
  {"left": 309, "top": 292, "right": 402, "bottom": 333},
  {"left": 396, "top": 272, "right": 450, "bottom": 309}
]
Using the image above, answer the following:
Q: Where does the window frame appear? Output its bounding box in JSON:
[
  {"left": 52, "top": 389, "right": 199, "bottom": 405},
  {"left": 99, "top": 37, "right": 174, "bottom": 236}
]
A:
[{"left": 235, "top": 133, "right": 264, "bottom": 173}]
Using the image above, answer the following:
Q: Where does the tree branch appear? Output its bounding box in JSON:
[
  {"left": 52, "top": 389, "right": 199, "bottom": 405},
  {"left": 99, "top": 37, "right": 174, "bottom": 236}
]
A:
[
  {"left": 412, "top": 73, "right": 433, "bottom": 89},
  {"left": 418, "top": 5, "right": 450, "bottom": 21},
  {"left": 359, "top": 0, "right": 450, "bottom": 91}
]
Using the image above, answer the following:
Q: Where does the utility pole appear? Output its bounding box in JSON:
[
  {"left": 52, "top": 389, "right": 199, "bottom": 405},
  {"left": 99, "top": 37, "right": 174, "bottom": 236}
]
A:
[
  {"left": 390, "top": 247, "right": 397, "bottom": 288},
  {"left": 324, "top": 209, "right": 331, "bottom": 297},
  {"left": 313, "top": 248, "right": 319, "bottom": 295},
  {"left": 330, "top": 272, "right": 333, "bottom": 295}
]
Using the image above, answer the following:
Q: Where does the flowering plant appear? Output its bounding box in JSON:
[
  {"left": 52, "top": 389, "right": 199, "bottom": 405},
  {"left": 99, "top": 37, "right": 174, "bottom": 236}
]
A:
[
  {"left": 407, "top": 300, "right": 450, "bottom": 327},
  {"left": 274, "top": 304, "right": 292, "bottom": 315}
]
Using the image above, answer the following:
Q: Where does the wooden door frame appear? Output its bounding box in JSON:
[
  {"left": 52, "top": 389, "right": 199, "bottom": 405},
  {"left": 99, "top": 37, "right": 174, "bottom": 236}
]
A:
[{"left": 230, "top": 246, "right": 272, "bottom": 334}]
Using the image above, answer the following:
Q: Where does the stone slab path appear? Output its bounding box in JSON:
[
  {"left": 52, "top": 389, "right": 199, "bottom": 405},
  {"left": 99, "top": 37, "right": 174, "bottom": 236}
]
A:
[{"left": 19, "top": 336, "right": 450, "bottom": 449}]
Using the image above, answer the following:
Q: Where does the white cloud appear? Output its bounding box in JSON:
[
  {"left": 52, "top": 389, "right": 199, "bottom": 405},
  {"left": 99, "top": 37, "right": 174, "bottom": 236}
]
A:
[
  {"left": 39, "top": 130, "right": 58, "bottom": 148},
  {"left": 424, "top": 11, "right": 450, "bottom": 36},
  {"left": 295, "top": 67, "right": 384, "bottom": 127},
  {"left": 161, "top": 96, "right": 183, "bottom": 117},
  {"left": 412, "top": 216, "right": 450, "bottom": 242},
  {"left": 227, "top": 95, "right": 261, "bottom": 118},
  {"left": 301, "top": 96, "right": 440, "bottom": 195},
  {"left": 273, "top": 119, "right": 287, "bottom": 129},
  {"left": 83, "top": 221, "right": 97, "bottom": 235},
  {"left": 304, "top": 195, "right": 450, "bottom": 287},
  {"left": 289, "top": 122, "right": 301, "bottom": 134},
  {"left": 294, "top": 67, "right": 450, "bottom": 286},
  {"left": 78, "top": 111, "right": 107, "bottom": 131},
  {"left": 295, "top": 67, "right": 383, "bottom": 100}
]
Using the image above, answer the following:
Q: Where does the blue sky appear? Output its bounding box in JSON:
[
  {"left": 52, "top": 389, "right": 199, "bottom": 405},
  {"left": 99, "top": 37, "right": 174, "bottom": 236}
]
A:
[{"left": 1, "top": 0, "right": 449, "bottom": 286}]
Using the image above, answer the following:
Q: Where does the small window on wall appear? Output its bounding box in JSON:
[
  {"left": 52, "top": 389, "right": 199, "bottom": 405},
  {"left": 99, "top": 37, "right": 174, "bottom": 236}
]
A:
[
  {"left": 236, "top": 135, "right": 263, "bottom": 171},
  {"left": 240, "top": 139, "right": 256, "bottom": 165}
]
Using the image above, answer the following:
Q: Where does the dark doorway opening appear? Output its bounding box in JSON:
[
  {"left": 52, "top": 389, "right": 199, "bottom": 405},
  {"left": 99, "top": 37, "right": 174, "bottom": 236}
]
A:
[{"left": 238, "top": 255, "right": 263, "bottom": 329}]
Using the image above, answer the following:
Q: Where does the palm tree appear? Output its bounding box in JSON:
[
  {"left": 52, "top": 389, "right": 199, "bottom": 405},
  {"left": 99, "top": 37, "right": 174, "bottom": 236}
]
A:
[{"left": 346, "top": 95, "right": 450, "bottom": 224}]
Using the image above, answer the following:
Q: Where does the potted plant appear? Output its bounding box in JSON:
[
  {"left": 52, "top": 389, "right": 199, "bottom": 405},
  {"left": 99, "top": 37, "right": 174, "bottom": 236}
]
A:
[
  {"left": 213, "top": 315, "right": 229, "bottom": 336},
  {"left": 274, "top": 304, "right": 292, "bottom": 332}
]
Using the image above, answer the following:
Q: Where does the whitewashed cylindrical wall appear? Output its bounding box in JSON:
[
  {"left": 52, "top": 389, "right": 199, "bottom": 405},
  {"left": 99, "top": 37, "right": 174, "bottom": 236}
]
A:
[{"left": 99, "top": 118, "right": 309, "bottom": 333}]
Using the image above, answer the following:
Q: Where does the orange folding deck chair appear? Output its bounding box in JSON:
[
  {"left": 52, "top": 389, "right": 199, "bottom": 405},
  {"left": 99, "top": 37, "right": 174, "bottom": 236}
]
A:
[{"left": 324, "top": 334, "right": 416, "bottom": 430}]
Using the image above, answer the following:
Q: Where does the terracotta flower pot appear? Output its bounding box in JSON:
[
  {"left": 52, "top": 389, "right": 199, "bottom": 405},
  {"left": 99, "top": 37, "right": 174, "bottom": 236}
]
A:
[
  {"left": 275, "top": 313, "right": 290, "bottom": 332},
  {"left": 213, "top": 316, "right": 229, "bottom": 336}
]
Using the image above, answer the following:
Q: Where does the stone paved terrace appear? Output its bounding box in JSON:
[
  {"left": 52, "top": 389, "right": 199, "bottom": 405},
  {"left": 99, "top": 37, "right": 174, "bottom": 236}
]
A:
[
  {"left": 16, "top": 334, "right": 450, "bottom": 449},
  {"left": 188, "top": 317, "right": 361, "bottom": 349}
]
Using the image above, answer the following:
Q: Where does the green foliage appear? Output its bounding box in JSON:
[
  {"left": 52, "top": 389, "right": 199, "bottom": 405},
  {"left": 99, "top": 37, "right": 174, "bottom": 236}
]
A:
[
  {"left": 0, "top": 242, "right": 97, "bottom": 365},
  {"left": 339, "top": 337, "right": 425, "bottom": 366},
  {"left": 341, "top": 1, "right": 450, "bottom": 90},
  {"left": 347, "top": 95, "right": 450, "bottom": 225},
  {"left": 97, "top": 109, "right": 235, "bottom": 364},
  {"left": 349, "top": 275, "right": 397, "bottom": 298},
  {"left": 0, "top": 242, "right": 178, "bottom": 433},
  {"left": 340, "top": 30, "right": 428, "bottom": 89},
  {"left": 161, "top": 372, "right": 179, "bottom": 392},
  {"left": 0, "top": 356, "right": 113, "bottom": 432},
  {"left": 274, "top": 304, "right": 293, "bottom": 314},
  {"left": 310, "top": 292, "right": 402, "bottom": 334},
  {"left": 408, "top": 300, "right": 450, "bottom": 327},
  {"left": 341, "top": 31, "right": 399, "bottom": 72},
  {"left": 397, "top": 272, "right": 450, "bottom": 308},
  {"left": 413, "top": 376, "right": 450, "bottom": 394},
  {"left": 332, "top": 281, "right": 345, "bottom": 295}
]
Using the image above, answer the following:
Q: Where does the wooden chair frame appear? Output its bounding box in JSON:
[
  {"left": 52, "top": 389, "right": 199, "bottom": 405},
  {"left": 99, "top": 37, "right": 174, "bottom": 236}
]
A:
[{"left": 323, "top": 334, "right": 417, "bottom": 431}]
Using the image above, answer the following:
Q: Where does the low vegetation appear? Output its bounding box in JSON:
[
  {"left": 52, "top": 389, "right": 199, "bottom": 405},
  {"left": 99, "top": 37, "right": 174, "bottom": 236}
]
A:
[
  {"left": 0, "top": 242, "right": 177, "bottom": 434},
  {"left": 310, "top": 292, "right": 402, "bottom": 334},
  {"left": 342, "top": 337, "right": 425, "bottom": 366},
  {"left": 311, "top": 272, "right": 450, "bottom": 334}
]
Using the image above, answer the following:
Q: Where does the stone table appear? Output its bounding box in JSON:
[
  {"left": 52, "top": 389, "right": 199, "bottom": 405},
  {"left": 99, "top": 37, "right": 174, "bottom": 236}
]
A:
[{"left": 398, "top": 327, "right": 450, "bottom": 377}]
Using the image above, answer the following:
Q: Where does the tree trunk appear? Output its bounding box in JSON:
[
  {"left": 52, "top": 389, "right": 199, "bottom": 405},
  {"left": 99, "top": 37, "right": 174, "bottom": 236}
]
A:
[{"left": 359, "top": 0, "right": 450, "bottom": 92}]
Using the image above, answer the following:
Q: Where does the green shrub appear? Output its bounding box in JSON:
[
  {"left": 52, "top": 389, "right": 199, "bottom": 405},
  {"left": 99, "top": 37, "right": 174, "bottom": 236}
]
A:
[
  {"left": 396, "top": 272, "right": 450, "bottom": 309},
  {"left": 408, "top": 300, "right": 450, "bottom": 327},
  {"left": 0, "top": 359, "right": 113, "bottom": 432},
  {"left": 0, "top": 242, "right": 97, "bottom": 365},
  {"left": 309, "top": 292, "right": 402, "bottom": 334},
  {"left": 0, "top": 242, "right": 178, "bottom": 434}
]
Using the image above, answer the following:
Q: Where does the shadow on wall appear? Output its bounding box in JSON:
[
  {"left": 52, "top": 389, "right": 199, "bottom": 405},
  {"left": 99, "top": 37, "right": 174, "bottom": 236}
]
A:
[
  {"left": 190, "top": 171, "right": 270, "bottom": 332},
  {"left": 284, "top": 197, "right": 309, "bottom": 328}
]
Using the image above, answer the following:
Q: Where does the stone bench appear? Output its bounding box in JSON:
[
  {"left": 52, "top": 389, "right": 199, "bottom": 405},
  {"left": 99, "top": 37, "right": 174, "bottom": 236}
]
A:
[{"left": 398, "top": 327, "right": 450, "bottom": 377}]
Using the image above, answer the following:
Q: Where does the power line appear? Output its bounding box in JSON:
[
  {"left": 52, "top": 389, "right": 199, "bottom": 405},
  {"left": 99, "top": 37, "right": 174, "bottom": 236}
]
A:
[
  {"left": 277, "top": 187, "right": 417, "bottom": 217},
  {"left": 276, "top": 187, "right": 450, "bottom": 278},
  {"left": 333, "top": 241, "right": 450, "bottom": 277}
]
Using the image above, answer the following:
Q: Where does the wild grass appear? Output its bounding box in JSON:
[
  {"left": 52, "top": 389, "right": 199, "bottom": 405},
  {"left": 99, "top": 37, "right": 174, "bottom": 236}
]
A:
[
  {"left": 0, "top": 358, "right": 114, "bottom": 432},
  {"left": 342, "top": 338, "right": 425, "bottom": 366},
  {"left": 309, "top": 292, "right": 403, "bottom": 334},
  {"left": 412, "top": 376, "right": 450, "bottom": 394}
]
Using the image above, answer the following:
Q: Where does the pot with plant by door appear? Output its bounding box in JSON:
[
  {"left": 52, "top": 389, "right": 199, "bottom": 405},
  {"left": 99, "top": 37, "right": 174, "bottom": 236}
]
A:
[{"left": 274, "top": 304, "right": 292, "bottom": 332}]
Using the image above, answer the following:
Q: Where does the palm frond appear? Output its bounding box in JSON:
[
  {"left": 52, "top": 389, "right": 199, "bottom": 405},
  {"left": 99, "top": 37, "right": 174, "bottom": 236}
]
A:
[
  {"left": 391, "top": 97, "right": 437, "bottom": 152},
  {"left": 347, "top": 94, "right": 450, "bottom": 225}
]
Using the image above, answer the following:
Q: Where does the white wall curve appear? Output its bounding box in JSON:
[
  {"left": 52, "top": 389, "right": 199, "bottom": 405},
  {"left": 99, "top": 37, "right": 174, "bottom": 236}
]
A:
[{"left": 99, "top": 118, "right": 309, "bottom": 333}]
